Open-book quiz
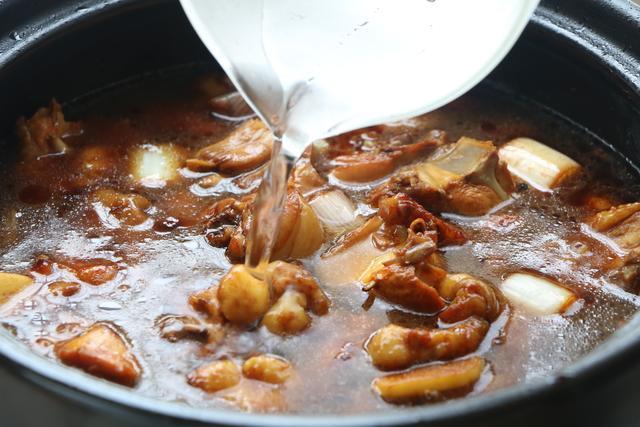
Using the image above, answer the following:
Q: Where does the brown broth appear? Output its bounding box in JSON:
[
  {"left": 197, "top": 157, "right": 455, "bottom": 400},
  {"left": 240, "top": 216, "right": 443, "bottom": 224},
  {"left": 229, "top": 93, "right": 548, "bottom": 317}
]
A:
[{"left": 0, "top": 69, "right": 639, "bottom": 414}]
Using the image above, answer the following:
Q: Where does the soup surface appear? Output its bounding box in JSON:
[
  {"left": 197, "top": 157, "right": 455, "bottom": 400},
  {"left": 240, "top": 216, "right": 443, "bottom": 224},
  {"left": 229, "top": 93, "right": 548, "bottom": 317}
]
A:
[{"left": 1, "top": 69, "right": 639, "bottom": 414}]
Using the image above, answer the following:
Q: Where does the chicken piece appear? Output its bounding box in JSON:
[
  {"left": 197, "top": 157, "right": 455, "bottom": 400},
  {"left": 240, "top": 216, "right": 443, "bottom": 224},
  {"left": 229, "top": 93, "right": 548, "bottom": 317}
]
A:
[
  {"left": 262, "top": 290, "right": 311, "bottom": 335},
  {"left": 156, "top": 315, "right": 224, "bottom": 344},
  {"left": 187, "top": 360, "right": 241, "bottom": 393},
  {"left": 242, "top": 355, "right": 292, "bottom": 384},
  {"left": 0, "top": 272, "right": 33, "bottom": 305},
  {"left": 55, "top": 324, "right": 141, "bottom": 386},
  {"left": 63, "top": 258, "right": 119, "bottom": 286},
  {"left": 588, "top": 203, "right": 640, "bottom": 287},
  {"left": 47, "top": 280, "right": 81, "bottom": 297},
  {"left": 437, "top": 274, "right": 504, "bottom": 323},
  {"left": 186, "top": 118, "right": 273, "bottom": 175},
  {"left": 217, "top": 265, "right": 271, "bottom": 325},
  {"left": 499, "top": 137, "right": 581, "bottom": 191},
  {"left": 202, "top": 195, "right": 253, "bottom": 261},
  {"left": 372, "top": 137, "right": 514, "bottom": 216},
  {"left": 363, "top": 263, "right": 445, "bottom": 314},
  {"left": 91, "top": 188, "right": 152, "bottom": 227},
  {"left": 372, "top": 357, "right": 486, "bottom": 403},
  {"left": 314, "top": 129, "right": 444, "bottom": 183},
  {"left": 377, "top": 194, "right": 467, "bottom": 247},
  {"left": 265, "top": 261, "right": 330, "bottom": 315},
  {"left": 289, "top": 150, "right": 327, "bottom": 197},
  {"left": 17, "top": 99, "right": 82, "bottom": 159},
  {"left": 189, "top": 286, "right": 223, "bottom": 323},
  {"left": 365, "top": 317, "right": 489, "bottom": 370}
]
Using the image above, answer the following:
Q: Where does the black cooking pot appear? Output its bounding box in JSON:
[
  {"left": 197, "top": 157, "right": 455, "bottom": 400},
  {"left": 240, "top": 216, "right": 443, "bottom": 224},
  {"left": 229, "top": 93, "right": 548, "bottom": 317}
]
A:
[{"left": 1, "top": 1, "right": 640, "bottom": 426}]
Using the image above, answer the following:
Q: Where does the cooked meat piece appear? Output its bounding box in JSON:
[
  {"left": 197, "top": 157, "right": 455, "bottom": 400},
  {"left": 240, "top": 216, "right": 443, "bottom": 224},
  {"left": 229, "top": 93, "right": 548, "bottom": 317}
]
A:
[
  {"left": 262, "top": 289, "right": 311, "bottom": 335},
  {"left": 377, "top": 194, "right": 466, "bottom": 247},
  {"left": 63, "top": 258, "right": 119, "bottom": 286},
  {"left": 242, "top": 355, "right": 292, "bottom": 384},
  {"left": 156, "top": 314, "right": 224, "bottom": 344},
  {"left": 47, "top": 280, "right": 81, "bottom": 297},
  {"left": 365, "top": 317, "right": 489, "bottom": 370},
  {"left": 289, "top": 150, "right": 327, "bottom": 197},
  {"left": 437, "top": 274, "right": 504, "bottom": 323},
  {"left": 312, "top": 128, "right": 445, "bottom": 183},
  {"left": 187, "top": 359, "right": 241, "bottom": 393},
  {"left": 588, "top": 203, "right": 640, "bottom": 287},
  {"left": 91, "top": 188, "right": 152, "bottom": 227},
  {"left": 55, "top": 324, "right": 141, "bottom": 386},
  {"left": 189, "top": 286, "right": 224, "bottom": 323},
  {"left": 17, "top": 99, "right": 82, "bottom": 159},
  {"left": 265, "top": 261, "right": 330, "bottom": 315},
  {"left": 217, "top": 265, "right": 271, "bottom": 325},
  {"left": 364, "top": 263, "right": 445, "bottom": 314},
  {"left": 371, "top": 137, "right": 514, "bottom": 216},
  {"left": 202, "top": 195, "right": 253, "bottom": 261},
  {"left": 372, "top": 357, "right": 486, "bottom": 403},
  {"left": 186, "top": 118, "right": 272, "bottom": 174}
]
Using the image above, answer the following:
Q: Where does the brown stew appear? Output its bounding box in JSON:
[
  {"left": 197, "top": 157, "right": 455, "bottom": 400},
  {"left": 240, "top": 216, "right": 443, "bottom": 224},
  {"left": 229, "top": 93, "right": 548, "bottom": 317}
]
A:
[{"left": 0, "top": 70, "right": 639, "bottom": 414}]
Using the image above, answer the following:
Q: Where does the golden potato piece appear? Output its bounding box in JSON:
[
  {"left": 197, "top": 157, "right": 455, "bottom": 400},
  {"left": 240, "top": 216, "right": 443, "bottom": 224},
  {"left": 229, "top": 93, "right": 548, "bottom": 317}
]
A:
[
  {"left": 55, "top": 324, "right": 141, "bottom": 387},
  {"left": 187, "top": 360, "right": 241, "bottom": 393},
  {"left": 218, "top": 265, "right": 270, "bottom": 325},
  {"left": 243, "top": 355, "right": 292, "bottom": 384},
  {"left": 0, "top": 272, "right": 33, "bottom": 304},
  {"left": 366, "top": 318, "right": 489, "bottom": 371},
  {"left": 372, "top": 357, "right": 486, "bottom": 403},
  {"left": 262, "top": 290, "right": 310, "bottom": 335}
]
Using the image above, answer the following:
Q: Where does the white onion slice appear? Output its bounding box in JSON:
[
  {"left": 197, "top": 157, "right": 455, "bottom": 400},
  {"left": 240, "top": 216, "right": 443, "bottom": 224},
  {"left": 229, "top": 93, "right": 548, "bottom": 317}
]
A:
[
  {"left": 499, "top": 138, "right": 580, "bottom": 191},
  {"left": 309, "top": 190, "right": 362, "bottom": 233},
  {"left": 500, "top": 273, "right": 576, "bottom": 315}
]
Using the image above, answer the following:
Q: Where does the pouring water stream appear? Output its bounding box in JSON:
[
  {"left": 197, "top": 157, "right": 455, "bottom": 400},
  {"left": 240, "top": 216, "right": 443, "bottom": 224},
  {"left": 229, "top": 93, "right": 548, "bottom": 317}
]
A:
[{"left": 180, "top": 0, "right": 539, "bottom": 272}]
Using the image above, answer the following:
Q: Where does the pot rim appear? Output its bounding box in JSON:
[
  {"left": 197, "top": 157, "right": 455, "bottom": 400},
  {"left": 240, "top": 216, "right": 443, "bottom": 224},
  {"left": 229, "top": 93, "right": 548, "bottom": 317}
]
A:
[{"left": 1, "top": 0, "right": 640, "bottom": 425}]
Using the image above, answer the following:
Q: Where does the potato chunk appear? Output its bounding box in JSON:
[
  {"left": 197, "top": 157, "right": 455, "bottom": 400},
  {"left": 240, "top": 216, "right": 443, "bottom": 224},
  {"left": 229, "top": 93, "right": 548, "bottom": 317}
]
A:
[
  {"left": 55, "top": 324, "right": 141, "bottom": 386},
  {"left": 372, "top": 357, "right": 486, "bottom": 403},
  {"left": 186, "top": 119, "right": 273, "bottom": 175},
  {"left": 242, "top": 355, "right": 292, "bottom": 384},
  {"left": 262, "top": 290, "right": 311, "bottom": 335},
  {"left": 187, "top": 360, "right": 241, "bottom": 393},
  {"left": 366, "top": 318, "right": 489, "bottom": 371},
  {"left": 17, "top": 99, "right": 82, "bottom": 159},
  {"left": 217, "top": 265, "right": 271, "bottom": 325},
  {"left": 92, "top": 188, "right": 151, "bottom": 227},
  {"left": 0, "top": 272, "right": 33, "bottom": 304}
]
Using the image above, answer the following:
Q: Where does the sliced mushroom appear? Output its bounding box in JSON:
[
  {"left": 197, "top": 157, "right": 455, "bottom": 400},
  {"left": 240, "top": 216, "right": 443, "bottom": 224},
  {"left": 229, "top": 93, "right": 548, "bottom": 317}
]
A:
[{"left": 186, "top": 118, "right": 273, "bottom": 175}]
